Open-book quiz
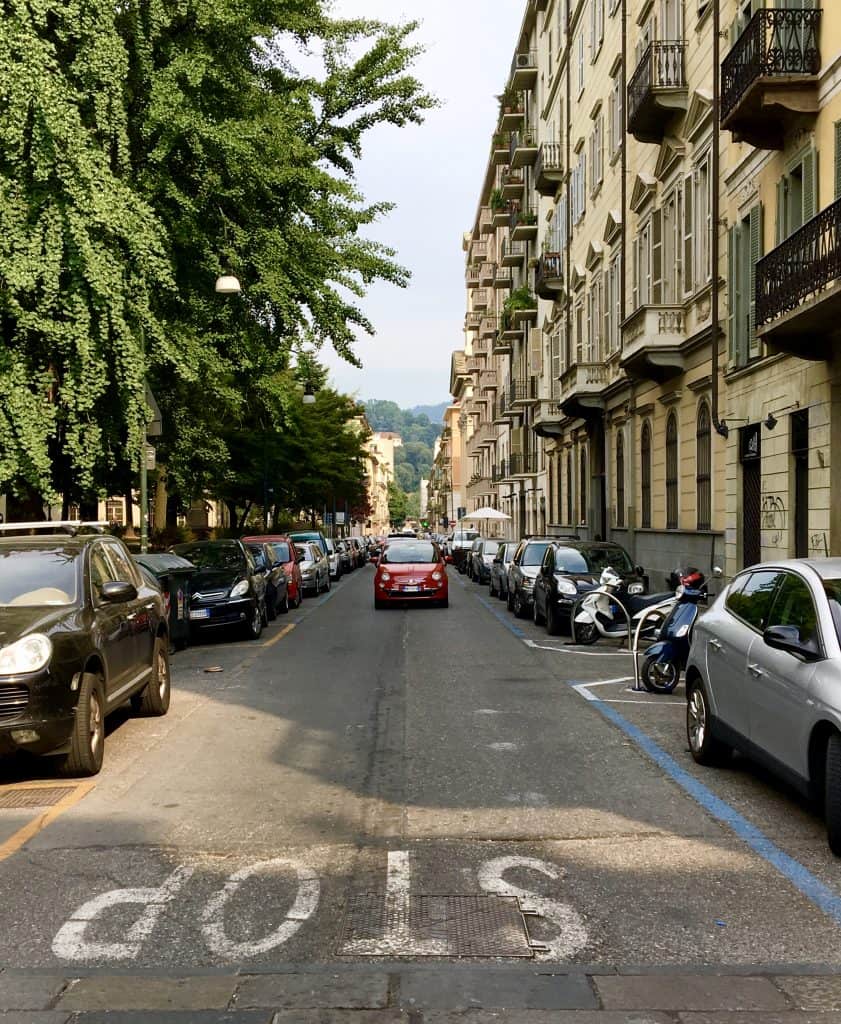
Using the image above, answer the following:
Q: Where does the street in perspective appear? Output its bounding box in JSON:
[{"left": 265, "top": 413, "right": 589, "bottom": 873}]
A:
[{"left": 4, "top": 0, "right": 841, "bottom": 1020}]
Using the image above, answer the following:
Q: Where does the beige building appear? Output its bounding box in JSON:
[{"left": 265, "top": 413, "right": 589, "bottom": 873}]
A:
[
  {"left": 450, "top": 0, "right": 840, "bottom": 584},
  {"left": 363, "top": 429, "right": 402, "bottom": 533}
]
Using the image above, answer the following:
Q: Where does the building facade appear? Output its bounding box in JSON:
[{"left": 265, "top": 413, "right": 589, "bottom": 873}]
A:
[{"left": 448, "top": 0, "right": 840, "bottom": 585}]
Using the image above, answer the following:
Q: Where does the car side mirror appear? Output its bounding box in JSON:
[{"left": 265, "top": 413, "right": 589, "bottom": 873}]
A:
[
  {"left": 763, "top": 624, "right": 820, "bottom": 660},
  {"left": 100, "top": 580, "right": 137, "bottom": 604},
  {"left": 635, "top": 565, "right": 644, "bottom": 576},
  {"left": 445, "top": 555, "right": 454, "bottom": 564}
]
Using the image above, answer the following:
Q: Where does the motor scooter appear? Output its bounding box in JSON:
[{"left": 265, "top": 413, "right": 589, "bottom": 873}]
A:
[
  {"left": 573, "top": 567, "right": 677, "bottom": 645},
  {"left": 640, "top": 568, "right": 719, "bottom": 693}
]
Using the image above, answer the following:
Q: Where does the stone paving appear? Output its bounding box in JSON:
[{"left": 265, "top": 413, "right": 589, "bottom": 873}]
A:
[{"left": 2, "top": 965, "right": 841, "bottom": 1021}]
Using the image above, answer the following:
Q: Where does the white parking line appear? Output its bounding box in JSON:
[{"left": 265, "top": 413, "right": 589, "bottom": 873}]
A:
[{"left": 523, "top": 638, "right": 633, "bottom": 657}]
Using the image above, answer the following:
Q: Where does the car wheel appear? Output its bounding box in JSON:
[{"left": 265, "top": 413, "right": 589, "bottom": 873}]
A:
[
  {"left": 546, "top": 601, "right": 562, "bottom": 637},
  {"left": 533, "top": 596, "right": 546, "bottom": 627},
  {"left": 60, "top": 672, "right": 105, "bottom": 777},
  {"left": 489, "top": 577, "right": 497, "bottom": 598},
  {"left": 294, "top": 585, "right": 302, "bottom": 608},
  {"left": 686, "top": 680, "right": 730, "bottom": 766},
  {"left": 133, "top": 635, "right": 171, "bottom": 717},
  {"left": 572, "top": 620, "right": 599, "bottom": 645},
  {"left": 278, "top": 591, "right": 290, "bottom": 615},
  {"left": 642, "top": 655, "right": 680, "bottom": 695},
  {"left": 826, "top": 733, "right": 841, "bottom": 856},
  {"left": 325, "top": 575, "right": 331, "bottom": 592},
  {"left": 438, "top": 597, "right": 449, "bottom": 608},
  {"left": 506, "top": 588, "right": 515, "bottom": 612},
  {"left": 243, "top": 601, "right": 263, "bottom": 641},
  {"left": 514, "top": 590, "right": 528, "bottom": 619},
  {"left": 267, "top": 593, "right": 278, "bottom": 622},
  {"left": 260, "top": 600, "right": 269, "bottom": 627},
  {"left": 499, "top": 583, "right": 507, "bottom": 602}
]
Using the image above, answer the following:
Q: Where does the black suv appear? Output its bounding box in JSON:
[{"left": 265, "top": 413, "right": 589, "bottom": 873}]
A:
[
  {"left": 507, "top": 537, "right": 557, "bottom": 618},
  {"left": 0, "top": 527, "right": 169, "bottom": 775},
  {"left": 532, "top": 540, "right": 646, "bottom": 635}
]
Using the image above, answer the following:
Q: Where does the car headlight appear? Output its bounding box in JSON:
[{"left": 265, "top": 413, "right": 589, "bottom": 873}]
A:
[
  {"left": 628, "top": 582, "right": 645, "bottom": 595},
  {"left": 431, "top": 571, "right": 442, "bottom": 581},
  {"left": 230, "top": 580, "right": 250, "bottom": 598},
  {"left": 0, "top": 634, "right": 53, "bottom": 675},
  {"left": 380, "top": 572, "right": 391, "bottom": 582},
  {"left": 556, "top": 578, "right": 577, "bottom": 596}
]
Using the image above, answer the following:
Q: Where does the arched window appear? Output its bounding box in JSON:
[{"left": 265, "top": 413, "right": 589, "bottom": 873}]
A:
[
  {"left": 566, "top": 452, "right": 573, "bottom": 525},
  {"left": 640, "top": 421, "right": 652, "bottom": 529},
  {"left": 579, "top": 446, "right": 588, "bottom": 524},
  {"left": 696, "top": 401, "right": 712, "bottom": 531},
  {"left": 616, "top": 431, "right": 625, "bottom": 528},
  {"left": 666, "top": 412, "right": 679, "bottom": 530}
]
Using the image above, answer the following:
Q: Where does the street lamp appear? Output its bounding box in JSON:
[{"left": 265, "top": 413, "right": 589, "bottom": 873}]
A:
[
  {"left": 214, "top": 274, "right": 241, "bottom": 295},
  {"left": 302, "top": 382, "right": 316, "bottom": 405}
]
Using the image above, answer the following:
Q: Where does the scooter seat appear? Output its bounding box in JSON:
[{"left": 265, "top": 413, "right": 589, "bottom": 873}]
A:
[{"left": 624, "top": 591, "right": 674, "bottom": 615}]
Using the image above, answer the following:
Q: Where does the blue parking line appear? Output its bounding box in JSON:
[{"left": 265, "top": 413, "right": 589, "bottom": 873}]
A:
[
  {"left": 572, "top": 683, "right": 841, "bottom": 928},
  {"left": 476, "top": 593, "right": 528, "bottom": 639}
]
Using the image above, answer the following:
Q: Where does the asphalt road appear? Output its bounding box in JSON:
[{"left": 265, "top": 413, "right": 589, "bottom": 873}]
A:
[{"left": 2, "top": 563, "right": 841, "bottom": 978}]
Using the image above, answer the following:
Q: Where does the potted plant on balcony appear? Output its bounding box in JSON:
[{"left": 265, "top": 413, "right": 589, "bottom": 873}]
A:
[
  {"left": 504, "top": 286, "right": 537, "bottom": 328},
  {"left": 490, "top": 188, "right": 506, "bottom": 212}
]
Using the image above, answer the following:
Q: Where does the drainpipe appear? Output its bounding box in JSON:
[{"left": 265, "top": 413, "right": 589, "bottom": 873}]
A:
[{"left": 711, "top": 0, "right": 726, "bottom": 437}]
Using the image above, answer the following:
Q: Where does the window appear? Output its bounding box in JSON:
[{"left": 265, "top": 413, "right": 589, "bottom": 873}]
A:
[
  {"left": 105, "top": 498, "right": 125, "bottom": 526},
  {"left": 566, "top": 452, "right": 573, "bottom": 525},
  {"left": 770, "top": 573, "right": 819, "bottom": 647},
  {"left": 666, "top": 412, "right": 679, "bottom": 529},
  {"left": 696, "top": 401, "right": 711, "bottom": 531},
  {"left": 693, "top": 153, "right": 712, "bottom": 287},
  {"left": 728, "top": 204, "right": 763, "bottom": 367},
  {"left": 574, "top": 300, "right": 585, "bottom": 363},
  {"left": 90, "top": 544, "right": 118, "bottom": 596},
  {"left": 550, "top": 323, "right": 565, "bottom": 398},
  {"left": 604, "top": 254, "right": 621, "bottom": 355},
  {"left": 616, "top": 431, "right": 625, "bottom": 528},
  {"left": 726, "top": 571, "right": 783, "bottom": 631},
  {"left": 633, "top": 212, "right": 662, "bottom": 309},
  {"left": 641, "top": 420, "right": 652, "bottom": 528},
  {"left": 579, "top": 447, "right": 588, "bottom": 524},
  {"left": 590, "top": 114, "right": 603, "bottom": 193},
  {"left": 608, "top": 67, "right": 623, "bottom": 159},
  {"left": 577, "top": 30, "right": 585, "bottom": 95},
  {"left": 776, "top": 147, "right": 818, "bottom": 244},
  {"left": 590, "top": 0, "right": 604, "bottom": 60},
  {"left": 662, "top": 189, "right": 682, "bottom": 303},
  {"left": 588, "top": 274, "right": 603, "bottom": 362},
  {"left": 572, "top": 151, "right": 587, "bottom": 225},
  {"left": 104, "top": 542, "right": 139, "bottom": 585},
  {"left": 609, "top": 0, "right": 620, "bottom": 14}
]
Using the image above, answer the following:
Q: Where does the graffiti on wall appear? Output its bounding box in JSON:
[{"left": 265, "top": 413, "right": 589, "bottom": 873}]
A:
[
  {"left": 810, "top": 533, "right": 829, "bottom": 558},
  {"left": 761, "top": 494, "right": 786, "bottom": 547}
]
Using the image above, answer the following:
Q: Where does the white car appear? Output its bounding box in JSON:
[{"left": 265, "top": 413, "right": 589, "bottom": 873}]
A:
[{"left": 296, "top": 543, "right": 331, "bottom": 595}]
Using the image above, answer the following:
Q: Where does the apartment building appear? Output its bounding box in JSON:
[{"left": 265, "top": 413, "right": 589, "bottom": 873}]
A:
[
  {"left": 450, "top": 0, "right": 840, "bottom": 583},
  {"left": 428, "top": 381, "right": 469, "bottom": 532}
]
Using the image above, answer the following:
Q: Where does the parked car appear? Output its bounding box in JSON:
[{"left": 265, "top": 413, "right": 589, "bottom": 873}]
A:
[
  {"left": 242, "top": 540, "right": 290, "bottom": 619},
  {"left": 350, "top": 537, "right": 367, "bottom": 566},
  {"left": 289, "top": 530, "right": 329, "bottom": 557},
  {"left": 489, "top": 541, "right": 518, "bottom": 600},
  {"left": 0, "top": 526, "right": 169, "bottom": 776},
  {"left": 507, "top": 537, "right": 556, "bottom": 618},
  {"left": 324, "top": 538, "right": 343, "bottom": 581},
  {"left": 374, "top": 540, "right": 448, "bottom": 609},
  {"left": 685, "top": 558, "right": 841, "bottom": 855},
  {"left": 471, "top": 538, "right": 508, "bottom": 585},
  {"left": 244, "top": 535, "right": 303, "bottom": 609},
  {"left": 466, "top": 537, "right": 484, "bottom": 581},
  {"left": 297, "top": 542, "right": 331, "bottom": 595},
  {"left": 336, "top": 540, "right": 354, "bottom": 575},
  {"left": 449, "top": 529, "right": 480, "bottom": 573},
  {"left": 532, "top": 539, "right": 646, "bottom": 636},
  {"left": 172, "top": 539, "right": 267, "bottom": 641}
]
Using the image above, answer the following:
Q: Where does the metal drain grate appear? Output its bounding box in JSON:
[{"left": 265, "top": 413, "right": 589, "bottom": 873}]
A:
[
  {"left": 339, "top": 893, "right": 534, "bottom": 957},
  {"left": 0, "top": 786, "right": 76, "bottom": 809}
]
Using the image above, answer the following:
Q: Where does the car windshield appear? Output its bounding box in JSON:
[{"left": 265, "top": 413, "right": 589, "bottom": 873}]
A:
[
  {"left": 296, "top": 545, "right": 310, "bottom": 561},
  {"left": 452, "top": 531, "right": 479, "bottom": 542},
  {"left": 483, "top": 541, "right": 500, "bottom": 554},
  {"left": 521, "top": 542, "right": 551, "bottom": 566},
  {"left": 553, "top": 548, "right": 591, "bottom": 573},
  {"left": 822, "top": 580, "right": 841, "bottom": 646},
  {"left": 382, "top": 543, "right": 438, "bottom": 564},
  {"left": 582, "top": 546, "right": 635, "bottom": 574},
  {"left": 176, "top": 544, "right": 244, "bottom": 571},
  {"left": 271, "top": 542, "right": 292, "bottom": 562},
  {"left": 0, "top": 547, "right": 79, "bottom": 606}
]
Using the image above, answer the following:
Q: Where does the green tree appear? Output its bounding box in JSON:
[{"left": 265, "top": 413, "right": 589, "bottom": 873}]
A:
[{"left": 387, "top": 480, "right": 407, "bottom": 528}]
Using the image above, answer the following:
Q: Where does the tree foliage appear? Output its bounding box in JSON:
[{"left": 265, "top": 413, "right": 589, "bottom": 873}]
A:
[{"left": 0, "top": 1, "right": 436, "bottom": 515}]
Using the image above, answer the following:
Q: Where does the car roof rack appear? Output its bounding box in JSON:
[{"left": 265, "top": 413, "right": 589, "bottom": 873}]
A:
[{"left": 0, "top": 520, "right": 109, "bottom": 536}]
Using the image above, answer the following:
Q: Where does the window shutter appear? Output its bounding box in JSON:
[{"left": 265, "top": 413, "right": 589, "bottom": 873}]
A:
[
  {"left": 529, "top": 327, "right": 543, "bottom": 376},
  {"left": 802, "top": 147, "right": 817, "bottom": 223},
  {"left": 749, "top": 203, "right": 763, "bottom": 358},
  {"left": 683, "top": 174, "right": 693, "bottom": 295},
  {"left": 651, "top": 208, "right": 663, "bottom": 305},
  {"left": 632, "top": 235, "right": 640, "bottom": 309},
  {"left": 775, "top": 178, "right": 786, "bottom": 245},
  {"left": 727, "top": 225, "right": 737, "bottom": 365},
  {"left": 835, "top": 122, "right": 841, "bottom": 200}
]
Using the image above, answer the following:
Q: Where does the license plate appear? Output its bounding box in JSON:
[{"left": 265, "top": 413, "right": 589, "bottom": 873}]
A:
[
  {"left": 189, "top": 609, "right": 211, "bottom": 620},
  {"left": 403, "top": 586, "right": 421, "bottom": 593}
]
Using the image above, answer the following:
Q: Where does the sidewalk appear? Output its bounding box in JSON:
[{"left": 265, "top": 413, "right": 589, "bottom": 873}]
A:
[{"left": 3, "top": 963, "right": 841, "bottom": 1022}]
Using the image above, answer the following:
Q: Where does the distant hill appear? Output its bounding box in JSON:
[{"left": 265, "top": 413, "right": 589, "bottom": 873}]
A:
[
  {"left": 364, "top": 400, "right": 445, "bottom": 498},
  {"left": 410, "top": 401, "right": 449, "bottom": 424}
]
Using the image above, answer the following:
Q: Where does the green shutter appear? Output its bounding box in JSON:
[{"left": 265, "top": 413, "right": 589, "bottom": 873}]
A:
[
  {"left": 775, "top": 178, "right": 785, "bottom": 244},
  {"left": 834, "top": 122, "right": 841, "bottom": 200},
  {"left": 749, "top": 204, "right": 763, "bottom": 359},
  {"left": 802, "top": 147, "right": 817, "bottom": 222},
  {"left": 728, "top": 225, "right": 737, "bottom": 365}
]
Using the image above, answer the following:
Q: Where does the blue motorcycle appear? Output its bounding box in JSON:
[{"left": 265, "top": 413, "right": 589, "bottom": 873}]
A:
[{"left": 640, "top": 569, "right": 707, "bottom": 695}]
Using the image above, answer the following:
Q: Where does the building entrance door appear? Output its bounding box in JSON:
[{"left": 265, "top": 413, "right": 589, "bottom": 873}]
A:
[{"left": 740, "top": 423, "right": 762, "bottom": 568}]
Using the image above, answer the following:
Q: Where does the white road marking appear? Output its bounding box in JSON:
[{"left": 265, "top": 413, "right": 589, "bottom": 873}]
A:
[
  {"left": 478, "top": 856, "right": 588, "bottom": 961},
  {"left": 52, "top": 866, "right": 194, "bottom": 961},
  {"left": 523, "top": 638, "right": 632, "bottom": 657},
  {"left": 488, "top": 741, "right": 518, "bottom": 751},
  {"left": 201, "top": 858, "right": 320, "bottom": 958}
]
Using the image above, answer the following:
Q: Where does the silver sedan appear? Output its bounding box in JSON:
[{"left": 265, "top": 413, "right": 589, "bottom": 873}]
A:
[
  {"left": 296, "top": 542, "right": 331, "bottom": 596},
  {"left": 685, "top": 558, "right": 841, "bottom": 854}
]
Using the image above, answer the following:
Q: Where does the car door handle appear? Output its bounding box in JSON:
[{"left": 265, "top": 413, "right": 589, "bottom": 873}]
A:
[
  {"left": 709, "top": 638, "right": 723, "bottom": 651},
  {"left": 747, "top": 663, "right": 764, "bottom": 678}
]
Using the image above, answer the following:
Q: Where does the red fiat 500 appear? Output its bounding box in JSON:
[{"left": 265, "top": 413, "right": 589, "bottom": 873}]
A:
[{"left": 374, "top": 541, "right": 449, "bottom": 609}]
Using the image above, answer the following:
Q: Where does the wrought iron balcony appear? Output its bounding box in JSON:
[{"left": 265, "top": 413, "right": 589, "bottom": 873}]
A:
[
  {"left": 501, "top": 238, "right": 526, "bottom": 267},
  {"left": 465, "top": 310, "right": 482, "bottom": 329},
  {"left": 620, "top": 304, "right": 687, "bottom": 381},
  {"left": 479, "top": 370, "right": 498, "bottom": 393},
  {"left": 509, "top": 125, "right": 539, "bottom": 169},
  {"left": 532, "top": 398, "right": 564, "bottom": 439},
  {"left": 507, "top": 452, "right": 539, "bottom": 477},
  {"left": 509, "top": 204, "right": 538, "bottom": 241},
  {"left": 721, "top": 9, "right": 821, "bottom": 150},
  {"left": 535, "top": 253, "right": 564, "bottom": 301},
  {"left": 534, "top": 142, "right": 564, "bottom": 196},
  {"left": 510, "top": 377, "right": 538, "bottom": 406},
  {"left": 492, "top": 330, "right": 513, "bottom": 356},
  {"left": 756, "top": 196, "right": 841, "bottom": 360},
  {"left": 510, "top": 51, "right": 538, "bottom": 90},
  {"left": 627, "top": 41, "right": 687, "bottom": 143},
  {"left": 465, "top": 266, "right": 480, "bottom": 289},
  {"left": 494, "top": 265, "right": 513, "bottom": 290},
  {"left": 558, "top": 362, "right": 608, "bottom": 419}
]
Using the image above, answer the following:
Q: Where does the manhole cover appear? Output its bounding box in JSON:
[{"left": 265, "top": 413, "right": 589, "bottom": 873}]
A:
[
  {"left": 0, "top": 786, "right": 76, "bottom": 809},
  {"left": 339, "top": 893, "right": 534, "bottom": 957}
]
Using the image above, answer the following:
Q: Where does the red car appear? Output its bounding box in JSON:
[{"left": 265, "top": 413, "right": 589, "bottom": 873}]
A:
[
  {"left": 374, "top": 540, "right": 449, "bottom": 609},
  {"left": 241, "top": 535, "right": 303, "bottom": 608}
]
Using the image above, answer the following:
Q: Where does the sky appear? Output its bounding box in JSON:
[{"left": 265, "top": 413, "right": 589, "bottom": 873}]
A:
[{"left": 318, "top": 0, "right": 525, "bottom": 410}]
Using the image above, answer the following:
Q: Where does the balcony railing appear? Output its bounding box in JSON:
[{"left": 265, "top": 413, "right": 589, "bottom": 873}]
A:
[
  {"left": 465, "top": 266, "right": 480, "bottom": 289},
  {"left": 506, "top": 453, "right": 538, "bottom": 477},
  {"left": 500, "top": 238, "right": 526, "bottom": 267},
  {"left": 535, "top": 142, "right": 564, "bottom": 196},
  {"left": 509, "top": 204, "right": 538, "bottom": 240},
  {"left": 535, "top": 253, "right": 564, "bottom": 300},
  {"left": 627, "top": 41, "right": 687, "bottom": 142},
  {"left": 722, "top": 9, "right": 820, "bottom": 123},
  {"left": 756, "top": 196, "right": 841, "bottom": 351},
  {"left": 510, "top": 377, "right": 537, "bottom": 405},
  {"left": 509, "top": 125, "right": 539, "bottom": 169}
]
